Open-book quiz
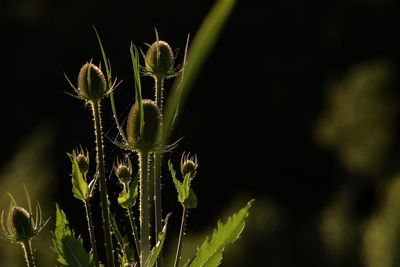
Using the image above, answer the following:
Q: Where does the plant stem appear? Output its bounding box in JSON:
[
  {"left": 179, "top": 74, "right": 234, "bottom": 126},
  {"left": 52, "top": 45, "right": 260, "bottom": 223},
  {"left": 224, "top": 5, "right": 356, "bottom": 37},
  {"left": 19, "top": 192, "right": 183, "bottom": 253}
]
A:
[
  {"left": 174, "top": 207, "right": 188, "bottom": 267},
  {"left": 91, "top": 100, "right": 115, "bottom": 267},
  {"left": 21, "top": 240, "right": 35, "bottom": 267},
  {"left": 155, "top": 77, "right": 164, "bottom": 112},
  {"left": 110, "top": 215, "right": 134, "bottom": 262},
  {"left": 154, "top": 152, "right": 162, "bottom": 241},
  {"left": 127, "top": 209, "right": 140, "bottom": 259},
  {"left": 84, "top": 199, "right": 99, "bottom": 267},
  {"left": 139, "top": 150, "right": 150, "bottom": 266},
  {"left": 154, "top": 76, "right": 164, "bottom": 267}
]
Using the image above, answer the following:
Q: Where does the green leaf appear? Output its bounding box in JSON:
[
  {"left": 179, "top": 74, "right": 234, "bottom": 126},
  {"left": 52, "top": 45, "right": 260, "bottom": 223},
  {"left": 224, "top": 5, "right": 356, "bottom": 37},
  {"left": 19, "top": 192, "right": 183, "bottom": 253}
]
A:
[
  {"left": 93, "top": 26, "right": 112, "bottom": 88},
  {"left": 110, "top": 215, "right": 135, "bottom": 263},
  {"left": 189, "top": 200, "right": 254, "bottom": 267},
  {"left": 68, "top": 154, "right": 89, "bottom": 201},
  {"left": 145, "top": 213, "right": 171, "bottom": 267},
  {"left": 169, "top": 161, "right": 191, "bottom": 206},
  {"left": 130, "top": 43, "right": 144, "bottom": 139},
  {"left": 185, "top": 188, "right": 198, "bottom": 209},
  {"left": 118, "top": 177, "right": 139, "bottom": 209},
  {"left": 161, "top": 0, "right": 238, "bottom": 145},
  {"left": 181, "top": 173, "right": 191, "bottom": 203},
  {"left": 52, "top": 204, "right": 93, "bottom": 267}
]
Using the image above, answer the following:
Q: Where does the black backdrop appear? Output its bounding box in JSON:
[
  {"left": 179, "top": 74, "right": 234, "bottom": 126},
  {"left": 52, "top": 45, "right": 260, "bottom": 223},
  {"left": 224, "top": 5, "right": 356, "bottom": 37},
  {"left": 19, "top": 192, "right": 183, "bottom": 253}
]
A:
[{"left": 1, "top": 0, "right": 400, "bottom": 266}]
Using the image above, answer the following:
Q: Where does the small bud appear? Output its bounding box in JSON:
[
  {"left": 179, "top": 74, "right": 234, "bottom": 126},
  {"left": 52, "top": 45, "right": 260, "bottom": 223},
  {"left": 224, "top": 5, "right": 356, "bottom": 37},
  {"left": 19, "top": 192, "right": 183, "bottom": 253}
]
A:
[
  {"left": 126, "top": 99, "right": 162, "bottom": 151},
  {"left": 145, "top": 40, "right": 174, "bottom": 78},
  {"left": 181, "top": 152, "right": 198, "bottom": 179},
  {"left": 11, "top": 207, "right": 34, "bottom": 242},
  {"left": 115, "top": 157, "right": 133, "bottom": 184},
  {"left": 77, "top": 62, "right": 107, "bottom": 101},
  {"left": 72, "top": 146, "right": 89, "bottom": 174}
]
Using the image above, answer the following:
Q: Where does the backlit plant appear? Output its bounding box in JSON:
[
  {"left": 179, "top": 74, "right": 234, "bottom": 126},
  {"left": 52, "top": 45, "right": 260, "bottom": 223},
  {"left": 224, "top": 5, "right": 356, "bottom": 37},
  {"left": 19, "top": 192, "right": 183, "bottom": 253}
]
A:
[{"left": 1, "top": 0, "right": 254, "bottom": 266}]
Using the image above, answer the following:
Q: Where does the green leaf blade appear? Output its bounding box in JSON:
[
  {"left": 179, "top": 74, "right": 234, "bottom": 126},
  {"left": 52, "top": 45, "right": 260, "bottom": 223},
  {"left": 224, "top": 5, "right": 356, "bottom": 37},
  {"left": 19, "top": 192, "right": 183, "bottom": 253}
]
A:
[
  {"left": 146, "top": 214, "right": 171, "bottom": 267},
  {"left": 118, "top": 177, "right": 138, "bottom": 209},
  {"left": 52, "top": 204, "right": 93, "bottom": 267},
  {"left": 189, "top": 200, "right": 254, "bottom": 267},
  {"left": 169, "top": 160, "right": 189, "bottom": 206},
  {"left": 185, "top": 188, "right": 198, "bottom": 209},
  {"left": 68, "top": 154, "right": 89, "bottom": 201},
  {"left": 162, "top": 0, "right": 238, "bottom": 145}
]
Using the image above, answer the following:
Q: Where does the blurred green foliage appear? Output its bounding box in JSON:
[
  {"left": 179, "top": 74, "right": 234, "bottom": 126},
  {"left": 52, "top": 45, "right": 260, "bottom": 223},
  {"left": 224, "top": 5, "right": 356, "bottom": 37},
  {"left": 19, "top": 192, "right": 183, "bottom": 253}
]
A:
[
  {"left": 363, "top": 175, "right": 400, "bottom": 267},
  {"left": 316, "top": 60, "right": 397, "bottom": 177},
  {"left": 316, "top": 59, "right": 400, "bottom": 267},
  {"left": 0, "top": 124, "right": 56, "bottom": 266}
]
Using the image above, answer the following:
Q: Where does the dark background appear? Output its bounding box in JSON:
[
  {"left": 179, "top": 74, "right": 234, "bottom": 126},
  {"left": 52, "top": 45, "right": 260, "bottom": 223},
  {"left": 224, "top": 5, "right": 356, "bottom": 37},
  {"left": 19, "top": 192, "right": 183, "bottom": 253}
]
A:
[{"left": 1, "top": 0, "right": 400, "bottom": 266}]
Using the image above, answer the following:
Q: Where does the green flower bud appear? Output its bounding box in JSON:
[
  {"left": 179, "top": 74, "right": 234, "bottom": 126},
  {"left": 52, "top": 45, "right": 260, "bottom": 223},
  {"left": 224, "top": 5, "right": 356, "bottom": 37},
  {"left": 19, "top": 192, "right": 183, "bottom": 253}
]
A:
[
  {"left": 115, "top": 161, "right": 132, "bottom": 184},
  {"left": 126, "top": 99, "right": 162, "bottom": 151},
  {"left": 72, "top": 146, "right": 89, "bottom": 174},
  {"left": 145, "top": 40, "right": 174, "bottom": 78},
  {"left": 11, "top": 207, "right": 34, "bottom": 242},
  {"left": 181, "top": 152, "right": 198, "bottom": 179},
  {"left": 76, "top": 155, "right": 89, "bottom": 174},
  {"left": 77, "top": 62, "right": 107, "bottom": 101}
]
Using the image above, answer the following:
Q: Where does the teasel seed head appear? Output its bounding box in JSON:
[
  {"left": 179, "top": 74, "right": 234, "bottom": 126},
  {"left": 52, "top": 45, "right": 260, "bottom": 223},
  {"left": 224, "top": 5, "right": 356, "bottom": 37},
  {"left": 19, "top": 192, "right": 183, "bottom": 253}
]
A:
[
  {"left": 126, "top": 99, "right": 162, "bottom": 152},
  {"left": 181, "top": 152, "right": 198, "bottom": 179},
  {"left": 145, "top": 40, "right": 175, "bottom": 78},
  {"left": 11, "top": 207, "right": 34, "bottom": 242},
  {"left": 77, "top": 62, "right": 107, "bottom": 101},
  {"left": 72, "top": 146, "right": 89, "bottom": 175},
  {"left": 1, "top": 188, "right": 50, "bottom": 245},
  {"left": 115, "top": 157, "right": 133, "bottom": 184}
]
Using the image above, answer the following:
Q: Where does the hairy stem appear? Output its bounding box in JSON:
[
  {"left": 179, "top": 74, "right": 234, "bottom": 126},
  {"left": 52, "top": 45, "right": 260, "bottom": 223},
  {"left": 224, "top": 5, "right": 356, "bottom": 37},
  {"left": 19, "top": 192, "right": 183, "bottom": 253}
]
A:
[
  {"left": 91, "top": 100, "right": 115, "bottom": 267},
  {"left": 84, "top": 199, "right": 99, "bottom": 267},
  {"left": 155, "top": 77, "right": 164, "bottom": 113},
  {"left": 174, "top": 207, "right": 188, "bottom": 267},
  {"left": 127, "top": 209, "right": 140, "bottom": 259},
  {"left": 21, "top": 240, "right": 35, "bottom": 267},
  {"left": 110, "top": 215, "right": 134, "bottom": 262},
  {"left": 154, "top": 76, "right": 164, "bottom": 267},
  {"left": 139, "top": 150, "right": 150, "bottom": 266}
]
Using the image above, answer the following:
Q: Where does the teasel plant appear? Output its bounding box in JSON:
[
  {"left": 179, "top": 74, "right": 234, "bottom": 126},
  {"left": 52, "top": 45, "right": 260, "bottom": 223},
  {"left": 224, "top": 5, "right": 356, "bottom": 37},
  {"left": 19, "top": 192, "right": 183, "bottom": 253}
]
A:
[
  {"left": 68, "top": 146, "right": 99, "bottom": 266},
  {"left": 141, "top": 32, "right": 187, "bottom": 267},
  {"left": 170, "top": 152, "right": 199, "bottom": 267},
  {"left": 64, "top": 59, "right": 117, "bottom": 267},
  {"left": 90, "top": 0, "right": 252, "bottom": 265},
  {"left": 48, "top": 0, "right": 253, "bottom": 266},
  {"left": 94, "top": 29, "right": 175, "bottom": 266},
  {"left": 0, "top": 186, "right": 50, "bottom": 267}
]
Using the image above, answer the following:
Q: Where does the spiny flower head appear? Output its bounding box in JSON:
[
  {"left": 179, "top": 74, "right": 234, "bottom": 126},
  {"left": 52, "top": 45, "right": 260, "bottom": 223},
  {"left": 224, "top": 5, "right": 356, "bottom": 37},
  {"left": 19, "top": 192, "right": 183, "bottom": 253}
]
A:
[
  {"left": 72, "top": 146, "right": 89, "bottom": 175},
  {"left": 11, "top": 207, "right": 34, "bottom": 242},
  {"left": 126, "top": 99, "right": 162, "bottom": 152},
  {"left": 181, "top": 152, "right": 198, "bottom": 179},
  {"left": 1, "top": 191, "right": 50, "bottom": 244},
  {"left": 144, "top": 40, "right": 176, "bottom": 79},
  {"left": 77, "top": 62, "right": 107, "bottom": 101},
  {"left": 114, "top": 156, "right": 133, "bottom": 184}
]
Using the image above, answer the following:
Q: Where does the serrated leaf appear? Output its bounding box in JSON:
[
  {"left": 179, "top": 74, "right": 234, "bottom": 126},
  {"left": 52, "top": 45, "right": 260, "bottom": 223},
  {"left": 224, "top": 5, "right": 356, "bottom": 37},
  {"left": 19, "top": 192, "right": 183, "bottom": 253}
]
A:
[
  {"left": 68, "top": 154, "right": 89, "bottom": 201},
  {"left": 169, "top": 161, "right": 191, "bottom": 206},
  {"left": 145, "top": 213, "right": 171, "bottom": 267},
  {"left": 181, "top": 173, "right": 191, "bottom": 203},
  {"left": 118, "top": 177, "right": 138, "bottom": 209},
  {"left": 185, "top": 188, "right": 198, "bottom": 209},
  {"left": 52, "top": 204, "right": 93, "bottom": 267},
  {"left": 189, "top": 200, "right": 254, "bottom": 267}
]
